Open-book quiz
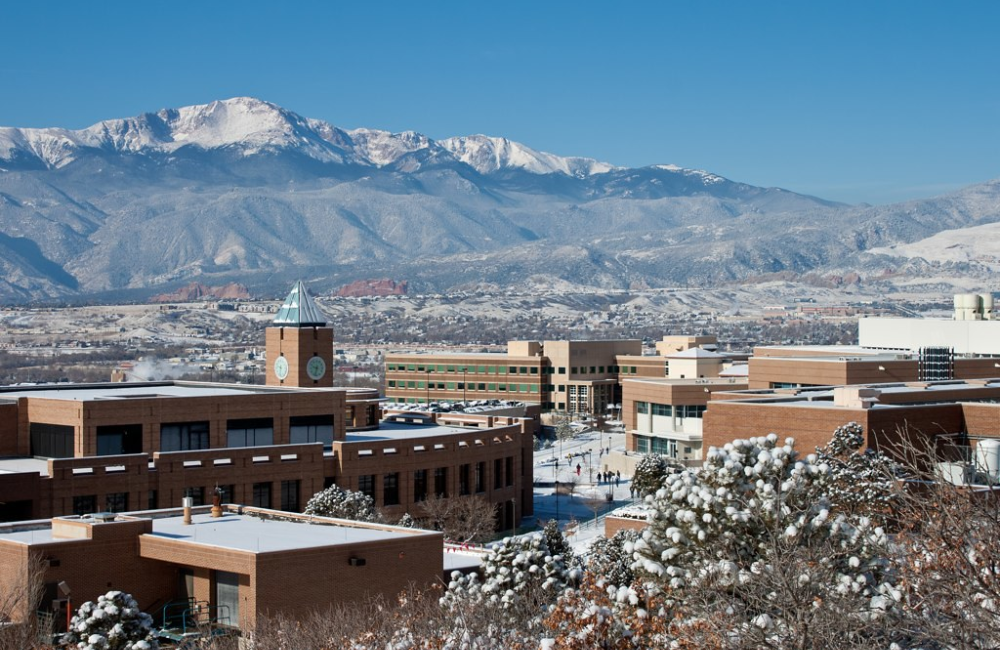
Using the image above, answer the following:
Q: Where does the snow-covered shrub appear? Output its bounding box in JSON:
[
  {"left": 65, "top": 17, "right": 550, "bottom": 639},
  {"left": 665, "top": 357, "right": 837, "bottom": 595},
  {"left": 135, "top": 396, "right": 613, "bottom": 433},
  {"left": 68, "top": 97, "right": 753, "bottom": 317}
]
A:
[
  {"left": 587, "top": 528, "right": 641, "bottom": 588},
  {"left": 443, "top": 535, "right": 573, "bottom": 630},
  {"left": 631, "top": 453, "right": 672, "bottom": 497},
  {"left": 632, "top": 434, "right": 897, "bottom": 645},
  {"left": 62, "top": 590, "right": 158, "bottom": 650},
  {"left": 396, "top": 512, "right": 416, "bottom": 528},
  {"left": 816, "top": 421, "right": 898, "bottom": 522},
  {"left": 303, "top": 484, "right": 382, "bottom": 522}
]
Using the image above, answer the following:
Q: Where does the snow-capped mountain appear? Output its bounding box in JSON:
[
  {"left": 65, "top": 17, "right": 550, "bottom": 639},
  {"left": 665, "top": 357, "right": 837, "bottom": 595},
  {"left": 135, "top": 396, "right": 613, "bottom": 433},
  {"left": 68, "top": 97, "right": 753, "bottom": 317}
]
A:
[
  {"left": 0, "top": 97, "right": 620, "bottom": 178},
  {"left": 0, "top": 97, "right": 997, "bottom": 303}
]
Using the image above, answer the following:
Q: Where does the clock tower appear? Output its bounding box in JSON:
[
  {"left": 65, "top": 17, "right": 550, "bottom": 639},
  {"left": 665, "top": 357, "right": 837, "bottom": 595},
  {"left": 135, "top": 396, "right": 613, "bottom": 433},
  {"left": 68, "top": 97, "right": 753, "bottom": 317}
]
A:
[{"left": 265, "top": 280, "right": 334, "bottom": 388}]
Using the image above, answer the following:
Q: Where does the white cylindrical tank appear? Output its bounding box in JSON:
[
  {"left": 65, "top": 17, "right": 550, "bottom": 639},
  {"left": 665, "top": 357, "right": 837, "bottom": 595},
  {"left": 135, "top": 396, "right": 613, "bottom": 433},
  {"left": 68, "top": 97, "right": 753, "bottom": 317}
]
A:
[
  {"left": 955, "top": 293, "right": 981, "bottom": 321},
  {"left": 980, "top": 293, "right": 994, "bottom": 320},
  {"left": 975, "top": 438, "right": 1000, "bottom": 481}
]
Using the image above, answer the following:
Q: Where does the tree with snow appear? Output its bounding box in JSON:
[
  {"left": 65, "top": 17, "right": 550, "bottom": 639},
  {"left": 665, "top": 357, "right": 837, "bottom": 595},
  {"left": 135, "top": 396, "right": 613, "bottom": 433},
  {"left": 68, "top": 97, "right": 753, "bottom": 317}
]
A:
[
  {"left": 630, "top": 452, "right": 671, "bottom": 497},
  {"left": 586, "top": 528, "right": 640, "bottom": 588},
  {"left": 632, "top": 433, "right": 900, "bottom": 648},
  {"left": 395, "top": 512, "right": 416, "bottom": 528},
  {"left": 443, "top": 534, "right": 573, "bottom": 631},
  {"left": 303, "top": 485, "right": 382, "bottom": 523},
  {"left": 62, "top": 590, "right": 158, "bottom": 650},
  {"left": 815, "top": 421, "right": 898, "bottom": 523}
]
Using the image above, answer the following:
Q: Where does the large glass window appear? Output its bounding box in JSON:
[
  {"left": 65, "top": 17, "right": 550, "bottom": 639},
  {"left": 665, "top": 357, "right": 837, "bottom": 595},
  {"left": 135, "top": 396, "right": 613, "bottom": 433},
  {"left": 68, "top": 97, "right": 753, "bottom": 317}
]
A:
[
  {"left": 494, "top": 458, "right": 503, "bottom": 490},
  {"left": 637, "top": 402, "right": 650, "bottom": 415},
  {"left": 160, "top": 422, "right": 209, "bottom": 452},
  {"left": 185, "top": 487, "right": 205, "bottom": 506},
  {"left": 105, "top": 492, "right": 129, "bottom": 513},
  {"left": 459, "top": 464, "right": 470, "bottom": 496},
  {"left": 358, "top": 475, "right": 375, "bottom": 499},
  {"left": 652, "top": 403, "right": 672, "bottom": 417},
  {"left": 434, "top": 467, "right": 448, "bottom": 497},
  {"left": 475, "top": 461, "right": 485, "bottom": 493},
  {"left": 227, "top": 418, "right": 274, "bottom": 448},
  {"left": 252, "top": 482, "right": 272, "bottom": 509},
  {"left": 383, "top": 473, "right": 400, "bottom": 506},
  {"left": 97, "top": 424, "right": 142, "bottom": 456},
  {"left": 289, "top": 414, "right": 334, "bottom": 446},
  {"left": 280, "top": 480, "right": 300, "bottom": 511},
  {"left": 414, "top": 469, "right": 428, "bottom": 502},
  {"left": 29, "top": 422, "right": 74, "bottom": 458},
  {"left": 72, "top": 495, "right": 97, "bottom": 516}
]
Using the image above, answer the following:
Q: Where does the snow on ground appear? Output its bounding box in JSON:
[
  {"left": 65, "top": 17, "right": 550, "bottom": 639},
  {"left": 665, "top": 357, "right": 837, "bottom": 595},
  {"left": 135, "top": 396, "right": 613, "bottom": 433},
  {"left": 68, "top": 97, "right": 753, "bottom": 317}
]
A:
[{"left": 527, "top": 427, "right": 643, "bottom": 553}]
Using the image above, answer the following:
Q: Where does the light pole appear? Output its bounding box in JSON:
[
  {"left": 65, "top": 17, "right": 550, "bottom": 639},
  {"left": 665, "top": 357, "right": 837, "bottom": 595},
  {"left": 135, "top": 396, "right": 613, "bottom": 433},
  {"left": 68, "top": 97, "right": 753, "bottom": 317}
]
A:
[{"left": 555, "top": 480, "right": 560, "bottom": 521}]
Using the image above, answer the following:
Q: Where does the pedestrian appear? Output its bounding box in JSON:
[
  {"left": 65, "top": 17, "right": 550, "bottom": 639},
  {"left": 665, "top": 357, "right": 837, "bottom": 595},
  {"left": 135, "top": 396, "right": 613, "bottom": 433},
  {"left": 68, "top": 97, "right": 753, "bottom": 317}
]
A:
[
  {"left": 616, "top": 470, "right": 621, "bottom": 481},
  {"left": 576, "top": 463, "right": 581, "bottom": 476},
  {"left": 616, "top": 475, "right": 620, "bottom": 487},
  {"left": 596, "top": 471, "right": 602, "bottom": 483},
  {"left": 630, "top": 486, "right": 635, "bottom": 498}
]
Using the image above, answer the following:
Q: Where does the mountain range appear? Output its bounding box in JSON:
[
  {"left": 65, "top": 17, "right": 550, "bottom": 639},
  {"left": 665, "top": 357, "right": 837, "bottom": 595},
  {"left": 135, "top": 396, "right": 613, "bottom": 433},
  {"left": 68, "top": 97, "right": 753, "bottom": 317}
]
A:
[{"left": 0, "top": 97, "right": 998, "bottom": 303}]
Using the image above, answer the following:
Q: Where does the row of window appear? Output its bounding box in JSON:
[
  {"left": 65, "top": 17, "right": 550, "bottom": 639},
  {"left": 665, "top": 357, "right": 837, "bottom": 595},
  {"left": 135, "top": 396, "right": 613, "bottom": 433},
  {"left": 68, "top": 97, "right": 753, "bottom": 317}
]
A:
[
  {"left": 388, "top": 363, "right": 642, "bottom": 376},
  {"left": 70, "top": 480, "right": 302, "bottom": 515},
  {"left": 635, "top": 402, "right": 707, "bottom": 418},
  {"left": 30, "top": 415, "right": 335, "bottom": 458},
  {"left": 355, "top": 457, "right": 516, "bottom": 506},
  {"left": 388, "top": 380, "right": 541, "bottom": 393},
  {"left": 388, "top": 363, "right": 545, "bottom": 375},
  {"left": 634, "top": 435, "right": 694, "bottom": 458}
]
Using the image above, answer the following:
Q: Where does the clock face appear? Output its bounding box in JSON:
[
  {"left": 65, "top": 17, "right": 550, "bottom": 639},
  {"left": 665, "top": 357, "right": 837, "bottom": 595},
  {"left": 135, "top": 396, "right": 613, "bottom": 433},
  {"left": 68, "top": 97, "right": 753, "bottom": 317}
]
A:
[
  {"left": 274, "top": 356, "right": 289, "bottom": 380},
  {"left": 306, "top": 356, "right": 327, "bottom": 381}
]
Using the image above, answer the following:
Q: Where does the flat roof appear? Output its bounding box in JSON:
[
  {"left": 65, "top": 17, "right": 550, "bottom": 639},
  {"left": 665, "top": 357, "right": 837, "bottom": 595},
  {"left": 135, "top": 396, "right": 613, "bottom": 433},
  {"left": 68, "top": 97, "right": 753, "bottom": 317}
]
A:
[
  {"left": 386, "top": 352, "right": 539, "bottom": 360},
  {"left": 0, "top": 511, "right": 430, "bottom": 551},
  {"left": 147, "top": 512, "right": 414, "bottom": 552},
  {"left": 345, "top": 420, "right": 483, "bottom": 442},
  {"left": 0, "top": 457, "right": 49, "bottom": 476},
  {"left": 624, "top": 377, "right": 747, "bottom": 387},
  {"left": 0, "top": 381, "right": 335, "bottom": 402}
]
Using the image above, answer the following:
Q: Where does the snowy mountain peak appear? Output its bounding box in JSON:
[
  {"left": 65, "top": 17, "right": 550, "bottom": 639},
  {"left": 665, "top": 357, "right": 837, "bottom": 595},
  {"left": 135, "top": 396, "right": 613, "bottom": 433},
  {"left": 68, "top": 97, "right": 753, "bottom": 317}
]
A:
[
  {"left": 439, "top": 134, "right": 617, "bottom": 177},
  {"left": 651, "top": 164, "right": 726, "bottom": 185}
]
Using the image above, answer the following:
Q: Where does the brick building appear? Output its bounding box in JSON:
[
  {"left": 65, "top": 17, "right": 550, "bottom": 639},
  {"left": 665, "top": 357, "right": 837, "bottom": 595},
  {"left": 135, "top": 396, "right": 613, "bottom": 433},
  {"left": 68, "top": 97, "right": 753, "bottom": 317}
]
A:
[
  {"left": 0, "top": 505, "right": 443, "bottom": 632},
  {"left": 0, "top": 282, "right": 535, "bottom": 532}
]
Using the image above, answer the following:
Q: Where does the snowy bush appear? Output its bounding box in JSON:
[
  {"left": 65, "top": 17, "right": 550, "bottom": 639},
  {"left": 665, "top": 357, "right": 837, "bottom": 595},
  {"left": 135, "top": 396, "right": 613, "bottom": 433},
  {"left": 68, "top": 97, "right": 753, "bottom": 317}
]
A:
[
  {"left": 631, "top": 453, "right": 672, "bottom": 497},
  {"left": 443, "top": 535, "right": 574, "bottom": 629},
  {"left": 62, "top": 590, "right": 158, "bottom": 650},
  {"left": 632, "top": 433, "right": 897, "bottom": 645},
  {"left": 815, "top": 421, "right": 898, "bottom": 522},
  {"left": 587, "top": 528, "right": 641, "bottom": 588},
  {"left": 303, "top": 485, "right": 382, "bottom": 522},
  {"left": 396, "top": 512, "right": 416, "bottom": 528}
]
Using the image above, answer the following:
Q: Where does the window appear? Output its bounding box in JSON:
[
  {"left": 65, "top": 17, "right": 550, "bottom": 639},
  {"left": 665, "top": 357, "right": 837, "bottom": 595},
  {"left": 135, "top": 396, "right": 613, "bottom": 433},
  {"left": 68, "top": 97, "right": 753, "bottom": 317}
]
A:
[
  {"left": 558, "top": 367, "right": 566, "bottom": 375},
  {"left": 147, "top": 490, "right": 158, "bottom": 510},
  {"left": 252, "top": 482, "right": 272, "bottom": 509},
  {"left": 29, "top": 423, "right": 74, "bottom": 458},
  {"left": 434, "top": 467, "right": 448, "bottom": 497},
  {"left": 637, "top": 401, "right": 650, "bottom": 415},
  {"left": 358, "top": 474, "right": 376, "bottom": 499},
  {"left": 218, "top": 484, "right": 235, "bottom": 504},
  {"left": 494, "top": 458, "right": 503, "bottom": 489},
  {"left": 599, "top": 366, "right": 605, "bottom": 373},
  {"left": 160, "top": 422, "right": 210, "bottom": 452},
  {"left": 73, "top": 495, "right": 97, "bottom": 516},
  {"left": 96, "top": 424, "right": 142, "bottom": 456},
  {"left": 505, "top": 456, "right": 514, "bottom": 486},
  {"left": 227, "top": 418, "right": 274, "bottom": 448},
  {"left": 571, "top": 367, "right": 578, "bottom": 374},
  {"left": 677, "top": 405, "right": 707, "bottom": 418},
  {"left": 388, "top": 380, "right": 396, "bottom": 388},
  {"left": 530, "top": 367, "right": 538, "bottom": 374},
  {"left": 475, "top": 461, "right": 485, "bottom": 493},
  {"left": 185, "top": 487, "right": 205, "bottom": 506},
  {"left": 414, "top": 469, "right": 428, "bottom": 502},
  {"left": 383, "top": 473, "right": 400, "bottom": 506},
  {"left": 289, "top": 414, "right": 334, "bottom": 446},
  {"left": 508, "top": 366, "right": 517, "bottom": 373},
  {"left": 631, "top": 366, "right": 637, "bottom": 374},
  {"left": 477, "top": 365, "right": 487, "bottom": 373},
  {"left": 636, "top": 436, "right": 650, "bottom": 454},
  {"left": 459, "top": 464, "right": 470, "bottom": 496},
  {"left": 280, "top": 480, "right": 300, "bottom": 511},
  {"left": 477, "top": 383, "right": 486, "bottom": 391},
  {"left": 590, "top": 366, "right": 596, "bottom": 374},
  {"left": 447, "top": 365, "right": 455, "bottom": 372},
  {"left": 105, "top": 492, "right": 128, "bottom": 513},
  {"left": 652, "top": 403, "right": 672, "bottom": 417}
]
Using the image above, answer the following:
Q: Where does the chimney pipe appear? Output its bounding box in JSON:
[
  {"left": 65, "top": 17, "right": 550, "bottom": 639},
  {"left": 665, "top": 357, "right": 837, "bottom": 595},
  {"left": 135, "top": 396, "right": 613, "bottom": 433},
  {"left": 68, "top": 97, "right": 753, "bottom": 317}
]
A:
[{"left": 182, "top": 496, "right": 193, "bottom": 525}]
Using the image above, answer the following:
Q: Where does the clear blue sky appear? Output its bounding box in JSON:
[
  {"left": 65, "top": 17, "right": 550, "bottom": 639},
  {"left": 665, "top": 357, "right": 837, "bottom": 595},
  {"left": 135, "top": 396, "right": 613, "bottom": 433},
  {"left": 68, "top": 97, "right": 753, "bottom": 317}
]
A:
[{"left": 2, "top": 1, "right": 997, "bottom": 205}]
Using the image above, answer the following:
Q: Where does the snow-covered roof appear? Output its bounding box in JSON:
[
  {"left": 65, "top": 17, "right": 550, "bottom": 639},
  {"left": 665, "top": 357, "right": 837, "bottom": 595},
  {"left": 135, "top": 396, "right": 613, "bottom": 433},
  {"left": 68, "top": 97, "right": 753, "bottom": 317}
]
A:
[
  {"left": 720, "top": 364, "right": 749, "bottom": 377},
  {"left": 273, "top": 280, "right": 327, "bottom": 327}
]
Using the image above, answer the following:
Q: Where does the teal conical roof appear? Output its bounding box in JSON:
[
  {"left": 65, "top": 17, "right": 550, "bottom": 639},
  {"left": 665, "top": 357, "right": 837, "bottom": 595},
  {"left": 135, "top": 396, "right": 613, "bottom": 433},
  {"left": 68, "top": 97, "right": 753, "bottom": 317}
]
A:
[{"left": 273, "top": 280, "right": 327, "bottom": 327}]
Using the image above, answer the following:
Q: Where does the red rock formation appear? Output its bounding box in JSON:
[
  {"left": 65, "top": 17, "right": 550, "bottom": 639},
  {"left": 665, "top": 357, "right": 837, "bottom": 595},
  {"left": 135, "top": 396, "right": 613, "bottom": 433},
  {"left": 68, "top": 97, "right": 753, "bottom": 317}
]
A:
[{"left": 336, "top": 279, "right": 408, "bottom": 297}]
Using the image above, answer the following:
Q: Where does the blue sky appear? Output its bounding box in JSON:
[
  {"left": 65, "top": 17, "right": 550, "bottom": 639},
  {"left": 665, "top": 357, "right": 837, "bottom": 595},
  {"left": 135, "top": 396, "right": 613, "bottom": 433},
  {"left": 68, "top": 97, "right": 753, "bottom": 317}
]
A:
[{"left": 2, "top": 1, "right": 997, "bottom": 205}]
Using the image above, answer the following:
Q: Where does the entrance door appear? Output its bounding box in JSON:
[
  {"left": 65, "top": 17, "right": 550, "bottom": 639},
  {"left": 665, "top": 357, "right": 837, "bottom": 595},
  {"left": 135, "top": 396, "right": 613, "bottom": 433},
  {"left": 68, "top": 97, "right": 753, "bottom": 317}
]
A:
[{"left": 215, "top": 571, "right": 240, "bottom": 627}]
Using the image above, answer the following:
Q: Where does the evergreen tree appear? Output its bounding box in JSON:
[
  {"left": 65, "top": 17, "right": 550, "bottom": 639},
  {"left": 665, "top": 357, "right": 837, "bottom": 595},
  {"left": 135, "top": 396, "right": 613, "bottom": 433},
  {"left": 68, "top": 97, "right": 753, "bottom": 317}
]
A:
[{"left": 62, "top": 591, "right": 158, "bottom": 650}]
